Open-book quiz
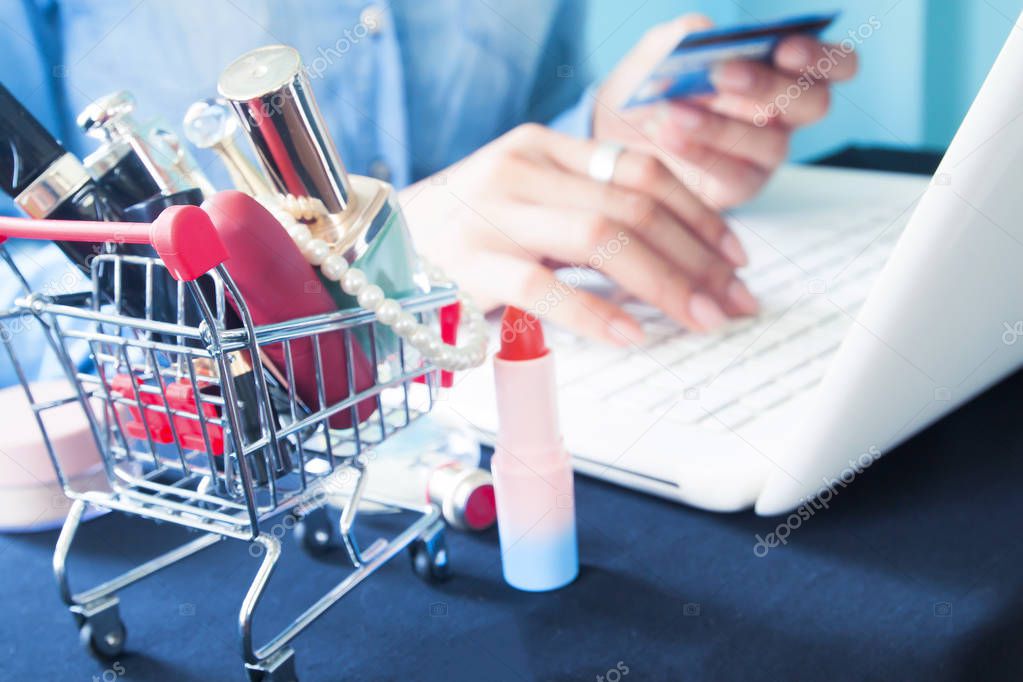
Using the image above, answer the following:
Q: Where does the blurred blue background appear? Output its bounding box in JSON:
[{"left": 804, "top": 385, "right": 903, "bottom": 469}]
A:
[{"left": 584, "top": 0, "right": 1021, "bottom": 160}]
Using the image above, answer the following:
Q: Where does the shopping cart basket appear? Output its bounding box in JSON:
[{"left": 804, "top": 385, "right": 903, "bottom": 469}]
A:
[{"left": 0, "top": 209, "right": 458, "bottom": 681}]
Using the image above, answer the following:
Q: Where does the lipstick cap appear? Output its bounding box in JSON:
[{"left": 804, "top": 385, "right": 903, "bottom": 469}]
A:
[
  {"left": 217, "top": 45, "right": 354, "bottom": 214},
  {"left": 427, "top": 464, "right": 496, "bottom": 531}
]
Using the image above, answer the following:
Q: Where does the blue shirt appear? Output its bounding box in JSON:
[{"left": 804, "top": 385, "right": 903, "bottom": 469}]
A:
[{"left": 0, "top": 0, "right": 596, "bottom": 386}]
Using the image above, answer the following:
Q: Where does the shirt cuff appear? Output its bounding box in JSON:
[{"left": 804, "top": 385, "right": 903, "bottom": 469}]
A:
[{"left": 548, "top": 85, "right": 598, "bottom": 139}]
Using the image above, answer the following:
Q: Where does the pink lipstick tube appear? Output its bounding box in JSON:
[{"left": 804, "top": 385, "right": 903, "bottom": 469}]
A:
[{"left": 491, "top": 308, "right": 578, "bottom": 591}]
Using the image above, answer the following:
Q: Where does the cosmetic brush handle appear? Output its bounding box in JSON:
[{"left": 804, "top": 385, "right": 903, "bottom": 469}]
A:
[{"left": 0, "top": 205, "right": 228, "bottom": 282}]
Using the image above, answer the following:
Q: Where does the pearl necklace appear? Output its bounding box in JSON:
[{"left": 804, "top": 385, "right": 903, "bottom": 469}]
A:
[{"left": 263, "top": 194, "right": 489, "bottom": 373}]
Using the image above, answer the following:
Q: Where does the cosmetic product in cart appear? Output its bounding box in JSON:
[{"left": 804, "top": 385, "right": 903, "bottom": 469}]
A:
[
  {"left": 190, "top": 356, "right": 292, "bottom": 486},
  {"left": 202, "top": 190, "right": 377, "bottom": 429},
  {"left": 120, "top": 189, "right": 292, "bottom": 481},
  {"left": 77, "top": 90, "right": 215, "bottom": 208},
  {"left": 182, "top": 98, "right": 273, "bottom": 197},
  {"left": 491, "top": 306, "right": 578, "bottom": 591},
  {"left": 217, "top": 45, "right": 429, "bottom": 379},
  {"left": 0, "top": 84, "right": 158, "bottom": 321},
  {"left": 79, "top": 92, "right": 225, "bottom": 342},
  {"left": 0, "top": 83, "right": 117, "bottom": 270}
]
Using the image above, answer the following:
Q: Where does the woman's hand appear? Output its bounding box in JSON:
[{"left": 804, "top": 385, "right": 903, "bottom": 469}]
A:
[
  {"left": 594, "top": 15, "right": 859, "bottom": 209},
  {"left": 399, "top": 123, "right": 757, "bottom": 346}
]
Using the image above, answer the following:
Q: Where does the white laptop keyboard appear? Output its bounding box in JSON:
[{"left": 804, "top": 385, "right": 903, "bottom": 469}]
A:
[{"left": 549, "top": 203, "right": 910, "bottom": 433}]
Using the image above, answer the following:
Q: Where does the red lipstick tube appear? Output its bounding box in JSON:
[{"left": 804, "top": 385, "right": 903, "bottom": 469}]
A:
[{"left": 491, "top": 307, "right": 578, "bottom": 591}]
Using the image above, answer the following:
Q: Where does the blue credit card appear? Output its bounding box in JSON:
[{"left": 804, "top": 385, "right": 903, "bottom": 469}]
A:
[{"left": 626, "top": 11, "right": 839, "bottom": 108}]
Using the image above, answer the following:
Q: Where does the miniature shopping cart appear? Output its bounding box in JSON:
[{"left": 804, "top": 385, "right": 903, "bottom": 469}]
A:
[{"left": 0, "top": 211, "right": 457, "bottom": 681}]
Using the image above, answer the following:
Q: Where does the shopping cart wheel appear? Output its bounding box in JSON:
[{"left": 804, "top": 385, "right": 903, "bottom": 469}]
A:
[
  {"left": 74, "top": 596, "right": 126, "bottom": 659},
  {"left": 246, "top": 646, "right": 298, "bottom": 682},
  {"left": 293, "top": 507, "right": 333, "bottom": 556},
  {"left": 409, "top": 521, "right": 450, "bottom": 583},
  {"left": 79, "top": 619, "right": 127, "bottom": 659}
]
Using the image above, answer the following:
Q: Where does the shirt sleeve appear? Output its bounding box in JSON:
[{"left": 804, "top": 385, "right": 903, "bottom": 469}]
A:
[
  {"left": 526, "top": 0, "right": 595, "bottom": 139},
  {"left": 547, "top": 85, "right": 597, "bottom": 139}
]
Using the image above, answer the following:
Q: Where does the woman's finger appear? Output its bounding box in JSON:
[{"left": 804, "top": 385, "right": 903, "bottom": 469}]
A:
[
  {"left": 488, "top": 200, "right": 758, "bottom": 320},
  {"left": 496, "top": 151, "right": 758, "bottom": 319},
  {"left": 518, "top": 127, "right": 748, "bottom": 267},
  {"left": 466, "top": 251, "right": 645, "bottom": 346},
  {"left": 635, "top": 101, "right": 791, "bottom": 171},
  {"left": 709, "top": 59, "right": 832, "bottom": 127},
  {"left": 774, "top": 36, "right": 859, "bottom": 82},
  {"left": 491, "top": 196, "right": 738, "bottom": 330}
]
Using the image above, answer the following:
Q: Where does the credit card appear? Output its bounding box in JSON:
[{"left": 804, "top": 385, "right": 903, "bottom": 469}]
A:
[{"left": 626, "top": 11, "right": 839, "bottom": 108}]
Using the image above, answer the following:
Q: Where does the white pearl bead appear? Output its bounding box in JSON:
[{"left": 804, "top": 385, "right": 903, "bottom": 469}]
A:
[
  {"left": 434, "top": 347, "right": 453, "bottom": 369},
  {"left": 304, "top": 238, "right": 330, "bottom": 266},
  {"left": 357, "top": 284, "right": 385, "bottom": 310},
  {"left": 341, "top": 269, "right": 367, "bottom": 295},
  {"left": 425, "top": 335, "right": 442, "bottom": 356},
  {"left": 393, "top": 312, "right": 417, "bottom": 337},
  {"left": 410, "top": 327, "right": 432, "bottom": 350},
  {"left": 288, "top": 224, "right": 312, "bottom": 250},
  {"left": 375, "top": 299, "right": 401, "bottom": 325},
  {"left": 321, "top": 254, "right": 349, "bottom": 281}
]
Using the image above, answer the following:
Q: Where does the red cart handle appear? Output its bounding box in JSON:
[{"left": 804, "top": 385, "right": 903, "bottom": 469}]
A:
[{"left": 0, "top": 205, "right": 229, "bottom": 281}]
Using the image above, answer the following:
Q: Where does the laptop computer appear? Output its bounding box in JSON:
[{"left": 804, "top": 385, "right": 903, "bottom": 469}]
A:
[{"left": 448, "top": 16, "right": 1023, "bottom": 515}]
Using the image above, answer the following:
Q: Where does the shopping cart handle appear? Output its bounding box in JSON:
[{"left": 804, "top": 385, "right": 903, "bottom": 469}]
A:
[{"left": 0, "top": 205, "right": 229, "bottom": 281}]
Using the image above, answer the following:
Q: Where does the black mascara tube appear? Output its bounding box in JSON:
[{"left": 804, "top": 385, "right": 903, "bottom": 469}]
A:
[{"left": 0, "top": 83, "right": 116, "bottom": 270}]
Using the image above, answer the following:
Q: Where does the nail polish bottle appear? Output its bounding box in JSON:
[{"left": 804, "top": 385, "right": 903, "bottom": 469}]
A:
[{"left": 217, "top": 45, "right": 429, "bottom": 381}]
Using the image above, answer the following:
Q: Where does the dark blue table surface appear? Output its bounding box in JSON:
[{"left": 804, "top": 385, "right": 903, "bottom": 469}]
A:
[{"left": 5, "top": 150, "right": 1020, "bottom": 682}]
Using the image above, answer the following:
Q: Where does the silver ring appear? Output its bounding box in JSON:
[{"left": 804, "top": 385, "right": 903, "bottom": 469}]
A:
[{"left": 587, "top": 142, "right": 624, "bottom": 184}]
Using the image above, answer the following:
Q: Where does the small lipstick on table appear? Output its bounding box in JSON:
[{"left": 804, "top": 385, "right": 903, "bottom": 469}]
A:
[{"left": 491, "top": 306, "right": 578, "bottom": 591}]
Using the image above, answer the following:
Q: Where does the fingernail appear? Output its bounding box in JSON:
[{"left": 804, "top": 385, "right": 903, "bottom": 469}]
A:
[
  {"left": 607, "top": 316, "right": 646, "bottom": 346},
  {"left": 710, "top": 62, "right": 754, "bottom": 93},
  {"left": 672, "top": 105, "right": 705, "bottom": 131},
  {"left": 689, "top": 293, "right": 728, "bottom": 330},
  {"left": 642, "top": 119, "right": 661, "bottom": 139},
  {"left": 777, "top": 38, "right": 813, "bottom": 70},
  {"left": 719, "top": 232, "right": 748, "bottom": 267},
  {"left": 726, "top": 279, "right": 759, "bottom": 315}
]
